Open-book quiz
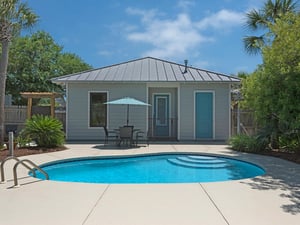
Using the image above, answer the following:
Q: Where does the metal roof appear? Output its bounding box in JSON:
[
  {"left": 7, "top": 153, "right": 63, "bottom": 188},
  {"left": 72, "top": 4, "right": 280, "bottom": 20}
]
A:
[{"left": 52, "top": 57, "right": 240, "bottom": 83}]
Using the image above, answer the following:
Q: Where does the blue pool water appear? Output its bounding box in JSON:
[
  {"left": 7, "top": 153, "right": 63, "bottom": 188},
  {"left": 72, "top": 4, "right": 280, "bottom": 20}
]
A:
[{"left": 33, "top": 154, "right": 265, "bottom": 183}]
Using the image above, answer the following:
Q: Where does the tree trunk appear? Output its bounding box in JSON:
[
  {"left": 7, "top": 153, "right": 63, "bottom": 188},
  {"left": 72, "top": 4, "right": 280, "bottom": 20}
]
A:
[{"left": 0, "top": 40, "right": 9, "bottom": 145}]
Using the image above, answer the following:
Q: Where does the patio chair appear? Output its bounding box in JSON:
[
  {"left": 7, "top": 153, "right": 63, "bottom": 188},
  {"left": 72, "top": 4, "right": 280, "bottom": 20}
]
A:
[
  {"left": 118, "top": 126, "right": 134, "bottom": 146},
  {"left": 135, "top": 130, "right": 149, "bottom": 146},
  {"left": 103, "top": 126, "right": 118, "bottom": 145}
]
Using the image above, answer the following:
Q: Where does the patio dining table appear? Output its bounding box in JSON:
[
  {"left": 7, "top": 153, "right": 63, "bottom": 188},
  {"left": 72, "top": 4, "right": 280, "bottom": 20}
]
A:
[{"left": 114, "top": 126, "right": 141, "bottom": 147}]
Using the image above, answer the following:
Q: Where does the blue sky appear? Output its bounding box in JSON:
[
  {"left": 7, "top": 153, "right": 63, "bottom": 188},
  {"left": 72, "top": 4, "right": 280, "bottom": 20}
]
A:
[{"left": 27, "top": 0, "right": 263, "bottom": 75}]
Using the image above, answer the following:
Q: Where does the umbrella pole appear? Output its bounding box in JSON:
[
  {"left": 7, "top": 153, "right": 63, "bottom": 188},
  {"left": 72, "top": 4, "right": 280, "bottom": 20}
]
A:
[{"left": 127, "top": 104, "right": 129, "bottom": 126}]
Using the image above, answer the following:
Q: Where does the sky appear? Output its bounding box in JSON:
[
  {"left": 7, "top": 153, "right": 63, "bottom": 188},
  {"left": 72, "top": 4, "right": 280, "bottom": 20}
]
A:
[{"left": 26, "top": 0, "right": 264, "bottom": 75}]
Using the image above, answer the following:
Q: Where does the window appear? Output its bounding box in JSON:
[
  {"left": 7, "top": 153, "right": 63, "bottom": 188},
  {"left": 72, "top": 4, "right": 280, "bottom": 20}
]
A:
[
  {"left": 89, "top": 92, "right": 107, "bottom": 127},
  {"left": 156, "top": 96, "right": 168, "bottom": 126}
]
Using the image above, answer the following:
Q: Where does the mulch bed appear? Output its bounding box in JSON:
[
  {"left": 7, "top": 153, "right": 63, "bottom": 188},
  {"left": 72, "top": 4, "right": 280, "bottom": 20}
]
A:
[
  {"left": 0, "top": 146, "right": 68, "bottom": 161},
  {"left": 1, "top": 145, "right": 299, "bottom": 164}
]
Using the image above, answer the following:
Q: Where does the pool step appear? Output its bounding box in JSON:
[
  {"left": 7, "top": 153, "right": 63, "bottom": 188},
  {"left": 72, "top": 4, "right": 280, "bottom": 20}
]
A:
[
  {"left": 187, "top": 155, "right": 218, "bottom": 160},
  {"left": 167, "top": 156, "right": 230, "bottom": 169},
  {"left": 176, "top": 156, "right": 226, "bottom": 165}
]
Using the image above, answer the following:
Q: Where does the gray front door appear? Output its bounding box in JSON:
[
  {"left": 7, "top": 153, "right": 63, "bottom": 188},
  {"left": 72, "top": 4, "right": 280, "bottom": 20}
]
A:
[{"left": 153, "top": 94, "right": 169, "bottom": 137}]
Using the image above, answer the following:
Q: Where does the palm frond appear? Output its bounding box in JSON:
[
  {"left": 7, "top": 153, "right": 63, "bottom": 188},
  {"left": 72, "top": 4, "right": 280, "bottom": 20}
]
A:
[
  {"left": 243, "top": 36, "right": 265, "bottom": 55},
  {"left": 0, "top": 0, "right": 38, "bottom": 40},
  {"left": 243, "top": 0, "right": 299, "bottom": 55},
  {"left": 264, "top": 0, "right": 298, "bottom": 20},
  {"left": 245, "top": 9, "right": 269, "bottom": 30},
  {"left": 281, "top": 0, "right": 298, "bottom": 14}
]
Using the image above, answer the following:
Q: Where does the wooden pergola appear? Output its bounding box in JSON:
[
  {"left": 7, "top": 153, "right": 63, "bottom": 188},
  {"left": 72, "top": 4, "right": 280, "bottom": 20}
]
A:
[{"left": 21, "top": 92, "right": 61, "bottom": 119}]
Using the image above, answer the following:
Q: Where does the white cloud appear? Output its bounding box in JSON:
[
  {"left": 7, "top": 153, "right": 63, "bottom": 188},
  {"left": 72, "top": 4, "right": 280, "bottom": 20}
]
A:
[
  {"left": 126, "top": 7, "right": 158, "bottom": 23},
  {"left": 177, "top": 0, "right": 195, "bottom": 11},
  {"left": 196, "top": 9, "right": 244, "bottom": 30},
  {"left": 126, "top": 11, "right": 210, "bottom": 58},
  {"left": 125, "top": 6, "right": 243, "bottom": 60}
]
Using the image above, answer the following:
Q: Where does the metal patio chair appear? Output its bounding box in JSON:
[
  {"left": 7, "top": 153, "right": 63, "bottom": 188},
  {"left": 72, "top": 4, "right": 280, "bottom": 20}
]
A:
[
  {"left": 135, "top": 130, "right": 149, "bottom": 146},
  {"left": 103, "top": 126, "right": 118, "bottom": 145},
  {"left": 118, "top": 126, "right": 134, "bottom": 146}
]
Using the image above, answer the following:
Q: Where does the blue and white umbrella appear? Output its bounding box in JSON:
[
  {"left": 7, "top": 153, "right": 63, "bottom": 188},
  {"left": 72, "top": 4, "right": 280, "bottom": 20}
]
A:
[{"left": 104, "top": 97, "right": 151, "bottom": 125}]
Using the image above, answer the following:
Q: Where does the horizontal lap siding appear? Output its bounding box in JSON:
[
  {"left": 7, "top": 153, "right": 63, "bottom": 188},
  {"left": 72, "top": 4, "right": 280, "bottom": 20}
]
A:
[
  {"left": 107, "top": 84, "right": 148, "bottom": 133},
  {"left": 67, "top": 84, "right": 89, "bottom": 140},
  {"left": 179, "top": 85, "right": 194, "bottom": 140},
  {"left": 67, "top": 83, "right": 147, "bottom": 141},
  {"left": 66, "top": 82, "right": 231, "bottom": 141},
  {"left": 214, "top": 85, "right": 231, "bottom": 140},
  {"left": 179, "top": 83, "right": 230, "bottom": 140}
]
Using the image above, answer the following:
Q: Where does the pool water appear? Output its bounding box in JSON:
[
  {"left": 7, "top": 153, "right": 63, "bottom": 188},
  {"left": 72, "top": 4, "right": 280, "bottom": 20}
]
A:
[{"left": 33, "top": 154, "right": 265, "bottom": 183}]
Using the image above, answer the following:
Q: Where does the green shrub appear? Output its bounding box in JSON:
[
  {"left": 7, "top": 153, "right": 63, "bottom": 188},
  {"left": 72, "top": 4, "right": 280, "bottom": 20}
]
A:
[
  {"left": 22, "top": 115, "right": 65, "bottom": 148},
  {"left": 15, "top": 130, "right": 32, "bottom": 148},
  {"left": 279, "top": 132, "right": 300, "bottom": 152},
  {"left": 229, "top": 134, "right": 268, "bottom": 152},
  {"left": 229, "top": 134, "right": 250, "bottom": 151}
]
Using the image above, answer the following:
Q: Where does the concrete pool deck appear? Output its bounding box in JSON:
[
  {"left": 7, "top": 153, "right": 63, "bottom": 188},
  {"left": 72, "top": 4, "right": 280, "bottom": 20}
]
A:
[{"left": 0, "top": 143, "right": 299, "bottom": 225}]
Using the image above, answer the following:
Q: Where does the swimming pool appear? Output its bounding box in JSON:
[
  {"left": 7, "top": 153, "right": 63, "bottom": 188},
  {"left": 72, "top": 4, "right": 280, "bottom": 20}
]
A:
[{"left": 33, "top": 154, "right": 265, "bottom": 183}]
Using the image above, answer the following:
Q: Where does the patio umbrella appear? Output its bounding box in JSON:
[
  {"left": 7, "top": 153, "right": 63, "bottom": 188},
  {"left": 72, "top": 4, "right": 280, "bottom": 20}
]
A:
[{"left": 104, "top": 97, "right": 151, "bottom": 125}]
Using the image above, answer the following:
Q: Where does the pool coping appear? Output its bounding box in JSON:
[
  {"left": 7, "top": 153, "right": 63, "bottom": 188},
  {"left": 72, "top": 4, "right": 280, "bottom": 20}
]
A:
[{"left": 0, "top": 143, "right": 299, "bottom": 225}]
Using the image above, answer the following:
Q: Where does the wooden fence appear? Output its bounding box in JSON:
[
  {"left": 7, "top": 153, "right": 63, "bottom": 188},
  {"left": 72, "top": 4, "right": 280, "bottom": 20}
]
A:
[
  {"left": 231, "top": 109, "right": 257, "bottom": 136},
  {"left": 4, "top": 106, "right": 66, "bottom": 137}
]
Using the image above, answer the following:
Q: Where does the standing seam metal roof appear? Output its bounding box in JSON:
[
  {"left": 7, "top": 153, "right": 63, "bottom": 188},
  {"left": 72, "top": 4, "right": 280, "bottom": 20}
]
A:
[{"left": 52, "top": 57, "right": 240, "bottom": 83}]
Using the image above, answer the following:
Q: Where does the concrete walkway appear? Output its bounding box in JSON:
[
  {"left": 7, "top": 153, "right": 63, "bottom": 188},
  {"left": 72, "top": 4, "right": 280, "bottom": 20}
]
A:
[{"left": 0, "top": 144, "right": 299, "bottom": 225}]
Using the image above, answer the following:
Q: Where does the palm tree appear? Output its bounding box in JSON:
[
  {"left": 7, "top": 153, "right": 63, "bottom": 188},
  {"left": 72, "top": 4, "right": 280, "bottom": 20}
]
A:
[
  {"left": 0, "top": 0, "right": 38, "bottom": 145},
  {"left": 243, "top": 0, "right": 298, "bottom": 54}
]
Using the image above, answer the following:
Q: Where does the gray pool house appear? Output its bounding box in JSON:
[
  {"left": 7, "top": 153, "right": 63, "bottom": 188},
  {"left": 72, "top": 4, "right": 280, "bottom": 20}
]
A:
[{"left": 52, "top": 57, "right": 240, "bottom": 142}]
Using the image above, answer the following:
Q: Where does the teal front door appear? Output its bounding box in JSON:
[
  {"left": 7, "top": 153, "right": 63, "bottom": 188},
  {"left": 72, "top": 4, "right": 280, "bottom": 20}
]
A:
[
  {"left": 153, "top": 94, "right": 169, "bottom": 137},
  {"left": 195, "top": 92, "right": 213, "bottom": 139}
]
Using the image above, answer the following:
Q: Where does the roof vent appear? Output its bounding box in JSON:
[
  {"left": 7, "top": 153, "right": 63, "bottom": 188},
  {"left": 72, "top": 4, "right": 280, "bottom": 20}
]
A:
[{"left": 183, "top": 59, "right": 188, "bottom": 74}]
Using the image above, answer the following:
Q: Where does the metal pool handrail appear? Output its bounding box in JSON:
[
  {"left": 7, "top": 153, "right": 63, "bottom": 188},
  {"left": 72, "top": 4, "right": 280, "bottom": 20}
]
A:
[
  {"left": 0, "top": 156, "right": 36, "bottom": 183},
  {"left": 13, "top": 159, "right": 49, "bottom": 187}
]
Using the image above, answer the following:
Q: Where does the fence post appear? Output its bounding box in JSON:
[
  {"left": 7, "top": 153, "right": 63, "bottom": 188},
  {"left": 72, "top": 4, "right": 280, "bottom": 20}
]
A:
[
  {"left": 237, "top": 103, "right": 240, "bottom": 134},
  {"left": 8, "top": 131, "right": 14, "bottom": 156}
]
